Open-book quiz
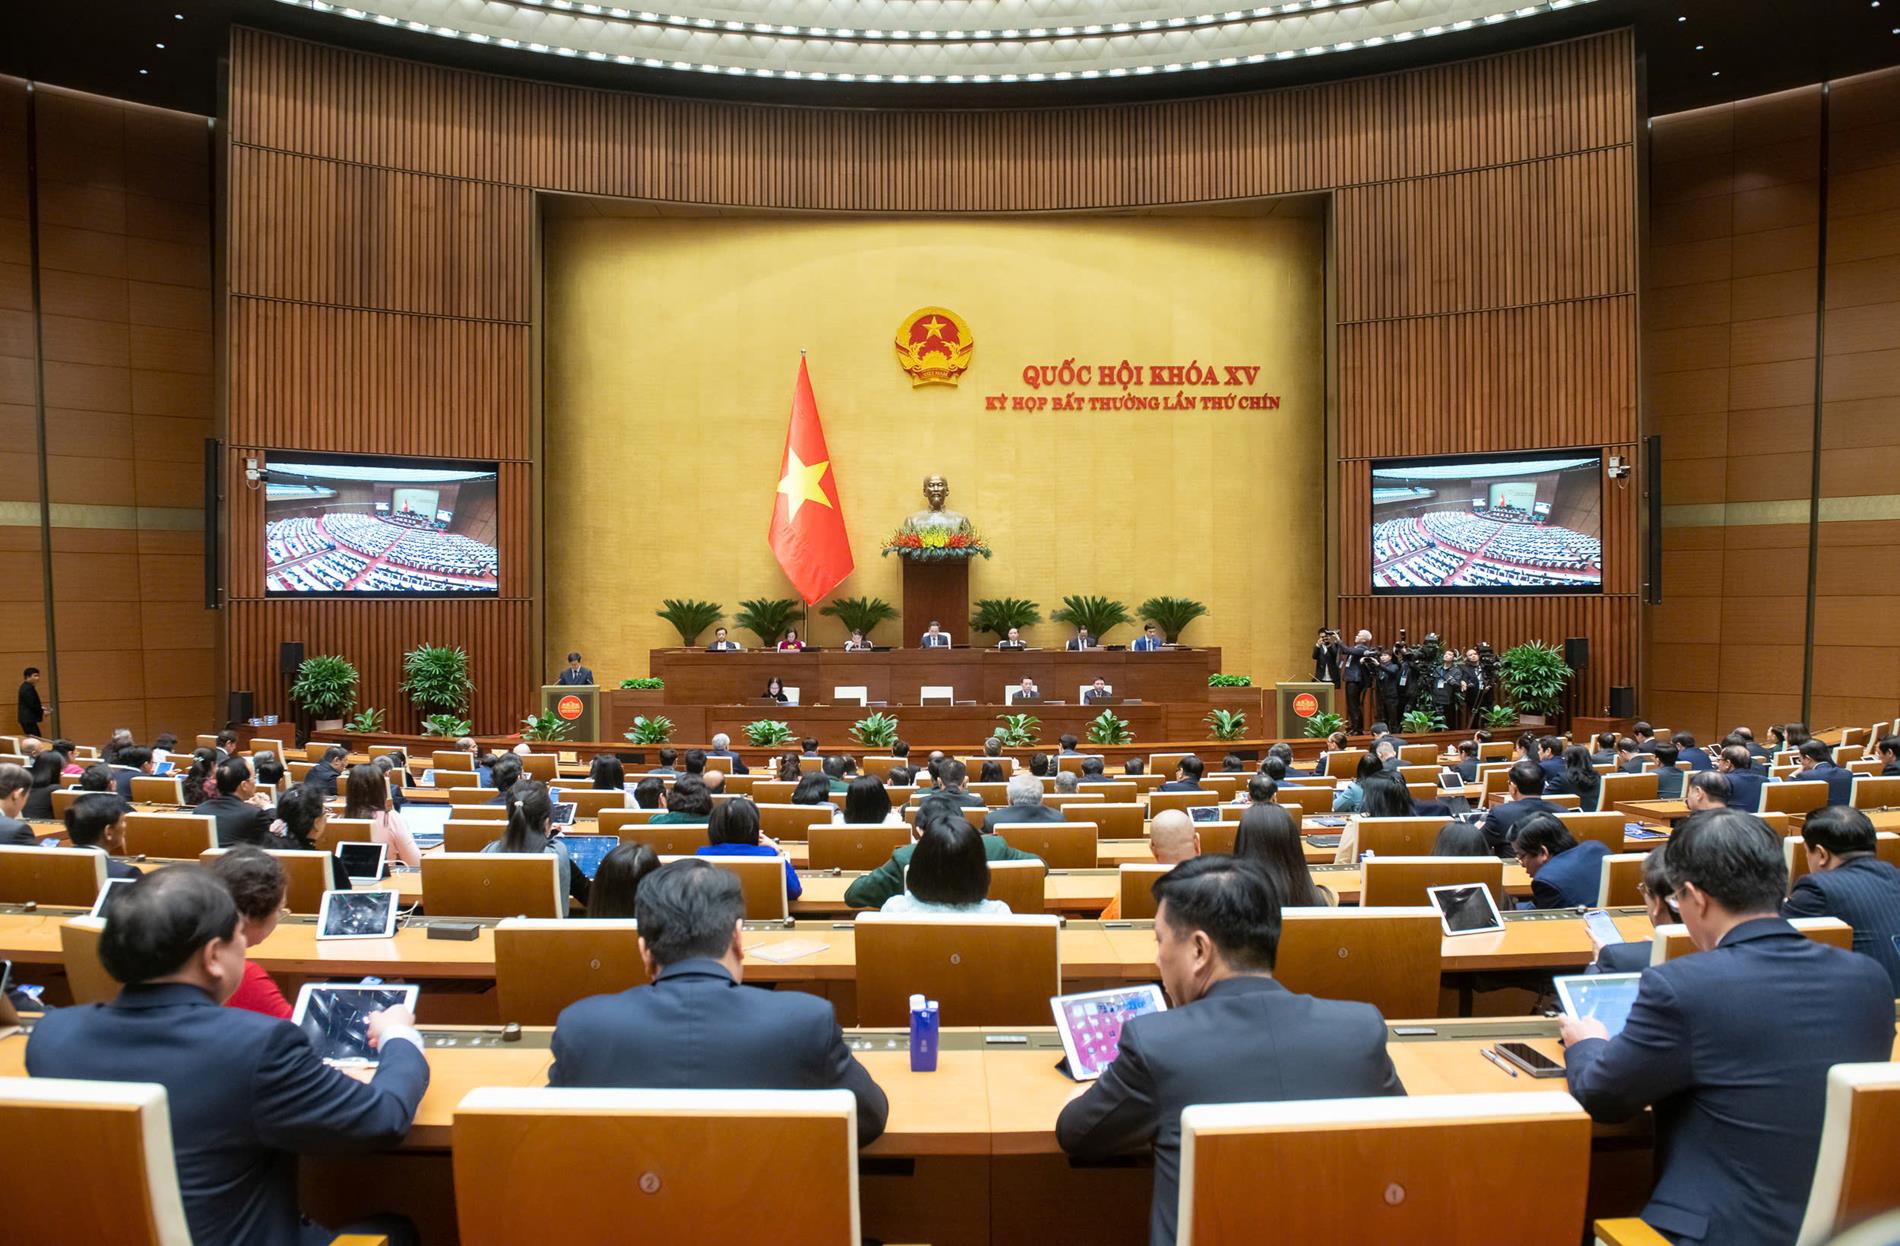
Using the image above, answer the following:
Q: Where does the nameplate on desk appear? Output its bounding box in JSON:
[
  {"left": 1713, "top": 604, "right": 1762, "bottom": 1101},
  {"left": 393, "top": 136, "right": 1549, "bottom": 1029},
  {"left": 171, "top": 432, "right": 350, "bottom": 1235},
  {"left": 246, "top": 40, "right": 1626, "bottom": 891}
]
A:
[{"left": 426, "top": 922, "right": 482, "bottom": 941}]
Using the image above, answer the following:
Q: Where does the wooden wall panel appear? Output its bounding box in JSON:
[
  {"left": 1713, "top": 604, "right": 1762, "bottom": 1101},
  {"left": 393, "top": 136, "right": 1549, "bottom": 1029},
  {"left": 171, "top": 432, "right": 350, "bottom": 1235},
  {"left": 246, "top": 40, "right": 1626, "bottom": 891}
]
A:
[{"left": 226, "top": 26, "right": 1641, "bottom": 732}]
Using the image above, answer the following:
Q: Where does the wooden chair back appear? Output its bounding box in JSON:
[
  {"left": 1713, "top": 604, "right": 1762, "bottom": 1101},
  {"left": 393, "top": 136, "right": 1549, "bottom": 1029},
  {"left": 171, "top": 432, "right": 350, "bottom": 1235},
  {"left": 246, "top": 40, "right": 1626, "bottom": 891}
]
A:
[
  {"left": 1045, "top": 791, "right": 1105, "bottom": 811},
  {"left": 1398, "top": 765, "right": 1439, "bottom": 786},
  {"left": 0, "top": 1077, "right": 195, "bottom": 1246},
  {"left": 1089, "top": 803, "right": 1145, "bottom": 838},
  {"left": 1196, "top": 822, "right": 1240, "bottom": 856},
  {"left": 860, "top": 755, "right": 904, "bottom": 778},
  {"left": 1597, "top": 853, "right": 1650, "bottom": 908},
  {"left": 1055, "top": 754, "right": 1101, "bottom": 776},
  {"left": 658, "top": 855, "right": 788, "bottom": 921},
  {"left": 1785, "top": 832, "right": 1900, "bottom": 887},
  {"left": 985, "top": 859, "right": 1047, "bottom": 915},
  {"left": 1479, "top": 766, "right": 1514, "bottom": 805},
  {"left": 992, "top": 822, "right": 1099, "bottom": 869},
  {"left": 1478, "top": 741, "right": 1516, "bottom": 761},
  {"left": 451, "top": 1087, "right": 859, "bottom": 1245},
  {"left": 1275, "top": 908, "right": 1443, "bottom": 1019},
  {"left": 1650, "top": 916, "right": 1851, "bottom": 964},
  {"left": 1763, "top": 781, "right": 1830, "bottom": 819},
  {"left": 1400, "top": 745, "right": 1442, "bottom": 765},
  {"left": 1202, "top": 776, "right": 1240, "bottom": 801},
  {"left": 1147, "top": 790, "right": 1218, "bottom": 816},
  {"left": 1275, "top": 786, "right": 1333, "bottom": 818},
  {"left": 555, "top": 789, "right": 629, "bottom": 818},
  {"left": 432, "top": 750, "right": 475, "bottom": 771},
  {"left": 1326, "top": 749, "right": 1368, "bottom": 780},
  {"left": 432, "top": 770, "right": 483, "bottom": 789},
  {"left": 1359, "top": 857, "right": 1504, "bottom": 908},
  {"left": 199, "top": 847, "right": 330, "bottom": 913},
  {"left": 1083, "top": 781, "right": 1138, "bottom": 802},
  {"left": 1597, "top": 771, "right": 1659, "bottom": 810},
  {"left": 250, "top": 737, "right": 287, "bottom": 758},
  {"left": 129, "top": 776, "right": 184, "bottom": 805},
  {"left": 807, "top": 824, "right": 911, "bottom": 872},
  {"left": 1407, "top": 782, "right": 1439, "bottom": 804},
  {"left": 1178, "top": 1092, "right": 1589, "bottom": 1244},
  {"left": 286, "top": 761, "right": 315, "bottom": 783},
  {"left": 757, "top": 803, "right": 836, "bottom": 841},
  {"left": 494, "top": 918, "right": 648, "bottom": 1024},
  {"left": 444, "top": 820, "right": 502, "bottom": 853},
  {"left": 59, "top": 916, "right": 118, "bottom": 1004},
  {"left": 598, "top": 808, "right": 665, "bottom": 834},
  {"left": 855, "top": 913, "right": 1061, "bottom": 1026},
  {"left": 751, "top": 780, "right": 796, "bottom": 804},
  {"left": 518, "top": 753, "right": 557, "bottom": 782},
  {"left": 1553, "top": 811, "right": 1628, "bottom": 853},
  {"left": 622, "top": 824, "right": 718, "bottom": 856},
  {"left": 325, "top": 817, "right": 376, "bottom": 844},
  {"left": 1117, "top": 863, "right": 1170, "bottom": 920},
  {"left": 969, "top": 782, "right": 1008, "bottom": 805},
  {"left": 421, "top": 852, "right": 562, "bottom": 919},
  {"left": 1834, "top": 743, "right": 1864, "bottom": 767},
  {"left": 1796, "top": 1063, "right": 1900, "bottom": 1246},
  {"left": 0, "top": 844, "right": 106, "bottom": 907},
  {"left": 1850, "top": 775, "right": 1900, "bottom": 810},
  {"left": 1351, "top": 817, "right": 1453, "bottom": 858},
  {"left": 1147, "top": 752, "right": 1196, "bottom": 778},
  {"left": 53, "top": 786, "right": 116, "bottom": 816},
  {"left": 447, "top": 787, "right": 502, "bottom": 807},
  {"left": 451, "top": 804, "right": 508, "bottom": 822},
  {"left": 122, "top": 813, "right": 214, "bottom": 860}
]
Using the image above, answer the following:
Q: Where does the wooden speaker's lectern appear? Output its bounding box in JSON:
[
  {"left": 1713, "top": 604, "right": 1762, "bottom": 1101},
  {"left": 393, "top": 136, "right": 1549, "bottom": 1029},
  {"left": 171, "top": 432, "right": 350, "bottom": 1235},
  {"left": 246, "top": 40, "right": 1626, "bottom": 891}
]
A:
[
  {"left": 541, "top": 685, "right": 598, "bottom": 741},
  {"left": 902, "top": 559, "right": 970, "bottom": 647},
  {"left": 1274, "top": 681, "right": 1337, "bottom": 739}
]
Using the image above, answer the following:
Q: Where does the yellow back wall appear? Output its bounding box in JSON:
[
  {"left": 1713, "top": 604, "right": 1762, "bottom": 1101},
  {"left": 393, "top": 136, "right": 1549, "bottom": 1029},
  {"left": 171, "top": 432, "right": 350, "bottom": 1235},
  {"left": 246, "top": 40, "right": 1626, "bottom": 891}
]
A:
[{"left": 542, "top": 209, "right": 1325, "bottom": 683}]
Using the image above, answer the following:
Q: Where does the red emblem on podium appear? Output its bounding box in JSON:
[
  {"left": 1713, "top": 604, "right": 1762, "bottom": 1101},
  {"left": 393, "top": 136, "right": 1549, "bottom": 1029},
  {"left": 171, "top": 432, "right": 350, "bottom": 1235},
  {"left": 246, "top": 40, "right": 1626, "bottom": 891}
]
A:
[
  {"left": 557, "top": 695, "right": 584, "bottom": 721},
  {"left": 1292, "top": 693, "right": 1320, "bottom": 718}
]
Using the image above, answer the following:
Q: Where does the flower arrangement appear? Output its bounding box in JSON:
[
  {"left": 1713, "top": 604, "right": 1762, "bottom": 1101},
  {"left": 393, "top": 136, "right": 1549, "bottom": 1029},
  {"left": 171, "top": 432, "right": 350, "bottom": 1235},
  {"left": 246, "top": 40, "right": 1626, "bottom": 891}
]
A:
[{"left": 880, "top": 518, "right": 993, "bottom": 561}]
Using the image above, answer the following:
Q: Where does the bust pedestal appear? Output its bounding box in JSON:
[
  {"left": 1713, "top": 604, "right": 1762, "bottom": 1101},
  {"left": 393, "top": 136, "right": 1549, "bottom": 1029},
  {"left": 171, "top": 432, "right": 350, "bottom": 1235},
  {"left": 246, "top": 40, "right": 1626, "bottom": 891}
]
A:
[{"left": 902, "top": 559, "right": 970, "bottom": 647}]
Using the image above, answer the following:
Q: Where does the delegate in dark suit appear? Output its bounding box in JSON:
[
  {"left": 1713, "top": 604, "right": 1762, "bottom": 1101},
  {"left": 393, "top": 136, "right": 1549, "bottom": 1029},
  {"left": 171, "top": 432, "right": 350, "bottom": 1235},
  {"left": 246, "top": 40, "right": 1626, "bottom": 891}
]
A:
[
  {"left": 707, "top": 748, "right": 750, "bottom": 775},
  {"left": 0, "top": 815, "right": 34, "bottom": 846},
  {"left": 1802, "top": 762, "right": 1855, "bottom": 806},
  {"left": 1478, "top": 796, "right": 1559, "bottom": 858},
  {"left": 26, "top": 982, "right": 428, "bottom": 1246},
  {"left": 1654, "top": 766, "right": 1685, "bottom": 801},
  {"left": 1723, "top": 769, "right": 1766, "bottom": 812},
  {"left": 1565, "top": 917, "right": 1894, "bottom": 1246},
  {"left": 301, "top": 761, "right": 342, "bottom": 799},
  {"left": 979, "top": 802, "right": 1064, "bottom": 835},
  {"left": 1783, "top": 854, "right": 1900, "bottom": 994},
  {"left": 16, "top": 678, "right": 43, "bottom": 737},
  {"left": 547, "top": 958, "right": 887, "bottom": 1143},
  {"left": 1523, "top": 840, "right": 1610, "bottom": 909},
  {"left": 193, "top": 793, "right": 277, "bottom": 847},
  {"left": 556, "top": 666, "right": 595, "bottom": 685},
  {"left": 1057, "top": 976, "right": 1403, "bottom": 1246}
]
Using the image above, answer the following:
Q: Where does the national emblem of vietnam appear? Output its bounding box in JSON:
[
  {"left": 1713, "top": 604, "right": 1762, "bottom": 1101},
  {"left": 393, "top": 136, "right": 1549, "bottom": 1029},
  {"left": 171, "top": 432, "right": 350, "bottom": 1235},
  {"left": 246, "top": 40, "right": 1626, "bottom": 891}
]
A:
[{"left": 894, "top": 307, "right": 974, "bottom": 387}]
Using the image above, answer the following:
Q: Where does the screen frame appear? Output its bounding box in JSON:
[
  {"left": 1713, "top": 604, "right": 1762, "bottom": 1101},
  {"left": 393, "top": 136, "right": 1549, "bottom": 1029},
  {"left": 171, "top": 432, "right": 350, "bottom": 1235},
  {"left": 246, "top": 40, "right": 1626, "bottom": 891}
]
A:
[
  {"left": 88, "top": 876, "right": 137, "bottom": 919},
  {"left": 315, "top": 889, "right": 400, "bottom": 940},
  {"left": 290, "top": 982, "right": 421, "bottom": 1064},
  {"left": 1425, "top": 882, "right": 1505, "bottom": 937},
  {"left": 1368, "top": 446, "right": 1605, "bottom": 597},
  {"left": 1049, "top": 983, "right": 1168, "bottom": 1081},
  {"left": 334, "top": 841, "right": 390, "bottom": 884},
  {"left": 1553, "top": 971, "right": 1644, "bottom": 1037},
  {"left": 262, "top": 449, "right": 501, "bottom": 600}
]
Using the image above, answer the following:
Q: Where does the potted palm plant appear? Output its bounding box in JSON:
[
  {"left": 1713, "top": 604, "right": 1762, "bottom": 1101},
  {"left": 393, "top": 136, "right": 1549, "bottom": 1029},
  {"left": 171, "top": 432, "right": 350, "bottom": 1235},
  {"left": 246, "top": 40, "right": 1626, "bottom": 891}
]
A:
[
  {"left": 820, "top": 596, "right": 899, "bottom": 645},
  {"left": 655, "top": 599, "right": 722, "bottom": 647},
  {"left": 1138, "top": 596, "right": 1209, "bottom": 644},
  {"left": 970, "top": 597, "right": 1042, "bottom": 643},
  {"left": 1498, "top": 642, "right": 1573, "bottom": 726},
  {"left": 402, "top": 644, "right": 474, "bottom": 731},
  {"left": 735, "top": 597, "right": 800, "bottom": 648},
  {"left": 289, "top": 655, "right": 358, "bottom": 731},
  {"left": 1052, "top": 595, "right": 1133, "bottom": 644}
]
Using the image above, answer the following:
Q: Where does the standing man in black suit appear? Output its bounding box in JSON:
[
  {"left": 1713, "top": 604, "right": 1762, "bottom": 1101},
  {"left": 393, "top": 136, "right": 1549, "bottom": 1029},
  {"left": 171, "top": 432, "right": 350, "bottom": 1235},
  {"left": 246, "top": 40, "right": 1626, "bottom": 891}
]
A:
[
  {"left": 1058, "top": 856, "right": 1403, "bottom": 1246},
  {"left": 16, "top": 665, "right": 45, "bottom": 740},
  {"left": 1312, "top": 629, "right": 1342, "bottom": 686},
  {"left": 25, "top": 867, "right": 429, "bottom": 1245},
  {"left": 556, "top": 652, "right": 594, "bottom": 685},
  {"left": 1783, "top": 805, "right": 1900, "bottom": 993},
  {"left": 1562, "top": 810, "right": 1894, "bottom": 1246},
  {"left": 1339, "top": 629, "right": 1374, "bottom": 733},
  {"left": 0, "top": 763, "right": 35, "bottom": 845},
  {"left": 548, "top": 859, "right": 888, "bottom": 1143}
]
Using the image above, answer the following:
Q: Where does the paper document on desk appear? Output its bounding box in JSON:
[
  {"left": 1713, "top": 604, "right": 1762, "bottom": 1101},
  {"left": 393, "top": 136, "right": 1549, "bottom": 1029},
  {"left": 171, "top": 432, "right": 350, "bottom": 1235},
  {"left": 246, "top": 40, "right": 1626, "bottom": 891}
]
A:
[{"left": 750, "top": 939, "right": 829, "bottom": 963}]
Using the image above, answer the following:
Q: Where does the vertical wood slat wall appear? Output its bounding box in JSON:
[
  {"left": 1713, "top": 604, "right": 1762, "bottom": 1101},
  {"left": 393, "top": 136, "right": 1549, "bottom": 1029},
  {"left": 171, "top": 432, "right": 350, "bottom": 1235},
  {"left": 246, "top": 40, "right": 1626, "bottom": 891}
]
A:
[{"left": 226, "top": 27, "right": 1639, "bottom": 727}]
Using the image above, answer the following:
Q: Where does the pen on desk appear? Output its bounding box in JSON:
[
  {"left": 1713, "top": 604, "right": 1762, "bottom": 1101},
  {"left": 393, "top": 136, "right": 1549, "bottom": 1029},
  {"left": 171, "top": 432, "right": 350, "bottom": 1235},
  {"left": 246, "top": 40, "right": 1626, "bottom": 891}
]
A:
[{"left": 1480, "top": 1048, "right": 1519, "bottom": 1078}]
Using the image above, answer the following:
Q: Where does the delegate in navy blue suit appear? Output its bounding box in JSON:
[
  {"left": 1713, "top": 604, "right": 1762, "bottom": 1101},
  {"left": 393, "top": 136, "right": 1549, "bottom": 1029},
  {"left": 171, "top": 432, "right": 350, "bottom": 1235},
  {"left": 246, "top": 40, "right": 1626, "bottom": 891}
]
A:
[
  {"left": 1565, "top": 917, "right": 1893, "bottom": 1245},
  {"left": 1782, "top": 808, "right": 1900, "bottom": 994},
  {"left": 27, "top": 983, "right": 428, "bottom": 1246},
  {"left": 1522, "top": 839, "right": 1610, "bottom": 910},
  {"left": 1721, "top": 767, "right": 1765, "bottom": 812}
]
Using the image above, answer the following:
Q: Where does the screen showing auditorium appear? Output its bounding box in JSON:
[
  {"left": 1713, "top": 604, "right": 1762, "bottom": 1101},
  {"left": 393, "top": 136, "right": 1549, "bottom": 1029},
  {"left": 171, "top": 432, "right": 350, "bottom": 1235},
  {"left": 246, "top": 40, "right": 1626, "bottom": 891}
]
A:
[
  {"left": 1370, "top": 452, "right": 1602, "bottom": 594},
  {"left": 263, "top": 454, "right": 500, "bottom": 596}
]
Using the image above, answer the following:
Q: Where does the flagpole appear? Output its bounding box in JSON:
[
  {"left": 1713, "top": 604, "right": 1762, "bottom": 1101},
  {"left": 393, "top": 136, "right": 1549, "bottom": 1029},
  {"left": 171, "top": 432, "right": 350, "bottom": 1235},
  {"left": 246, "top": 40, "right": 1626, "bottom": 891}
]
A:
[{"left": 800, "top": 347, "right": 808, "bottom": 637}]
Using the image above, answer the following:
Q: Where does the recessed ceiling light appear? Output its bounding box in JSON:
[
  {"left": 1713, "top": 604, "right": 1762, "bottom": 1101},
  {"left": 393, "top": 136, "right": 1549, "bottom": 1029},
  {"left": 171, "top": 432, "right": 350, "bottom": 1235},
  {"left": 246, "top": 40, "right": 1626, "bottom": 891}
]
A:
[
  {"left": 1711, "top": 70, "right": 1721, "bottom": 77},
  {"left": 1677, "top": 14, "right": 1686, "bottom": 21},
  {"left": 1694, "top": 44, "right": 1704, "bottom": 50},
  {"left": 155, "top": 42, "right": 166, "bottom": 49},
  {"left": 138, "top": 68, "right": 149, "bottom": 75},
  {"left": 173, "top": 11, "right": 183, "bottom": 17}
]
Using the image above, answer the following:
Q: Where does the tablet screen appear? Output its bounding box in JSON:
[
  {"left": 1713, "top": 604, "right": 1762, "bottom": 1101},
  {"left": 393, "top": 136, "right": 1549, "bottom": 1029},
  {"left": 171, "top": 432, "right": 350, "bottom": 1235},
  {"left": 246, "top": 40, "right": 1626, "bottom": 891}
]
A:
[
  {"left": 317, "top": 890, "right": 397, "bottom": 939},
  {"left": 1554, "top": 973, "right": 1642, "bottom": 1038},
  {"left": 1427, "top": 883, "right": 1504, "bottom": 936},
  {"left": 1050, "top": 985, "right": 1168, "bottom": 1080},
  {"left": 292, "top": 984, "right": 420, "bottom": 1063},
  {"left": 552, "top": 801, "right": 578, "bottom": 826},
  {"left": 336, "top": 841, "right": 388, "bottom": 882},
  {"left": 89, "top": 875, "right": 136, "bottom": 919},
  {"left": 562, "top": 834, "right": 620, "bottom": 881},
  {"left": 400, "top": 802, "right": 450, "bottom": 845}
]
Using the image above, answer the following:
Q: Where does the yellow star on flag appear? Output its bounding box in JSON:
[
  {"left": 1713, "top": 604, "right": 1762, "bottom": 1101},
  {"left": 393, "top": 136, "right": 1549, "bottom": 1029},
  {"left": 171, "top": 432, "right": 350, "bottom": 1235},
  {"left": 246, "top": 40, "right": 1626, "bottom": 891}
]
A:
[{"left": 777, "top": 447, "right": 834, "bottom": 521}]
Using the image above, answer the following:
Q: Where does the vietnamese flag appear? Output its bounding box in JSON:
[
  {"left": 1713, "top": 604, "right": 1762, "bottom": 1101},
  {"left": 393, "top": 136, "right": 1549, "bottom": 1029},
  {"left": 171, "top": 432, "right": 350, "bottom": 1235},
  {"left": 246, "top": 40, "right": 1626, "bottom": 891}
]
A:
[{"left": 768, "top": 356, "right": 854, "bottom": 604}]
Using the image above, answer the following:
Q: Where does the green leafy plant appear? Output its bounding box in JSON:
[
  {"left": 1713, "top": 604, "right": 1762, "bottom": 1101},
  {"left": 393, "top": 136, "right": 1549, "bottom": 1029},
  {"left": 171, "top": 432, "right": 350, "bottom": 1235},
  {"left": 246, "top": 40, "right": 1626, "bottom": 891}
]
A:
[
  {"left": 288, "top": 655, "right": 359, "bottom": 721},
  {"left": 402, "top": 645, "right": 473, "bottom": 716},
  {"left": 970, "top": 597, "right": 1043, "bottom": 641},
  {"left": 994, "top": 712, "right": 1042, "bottom": 747},
  {"left": 1483, "top": 704, "right": 1522, "bottom": 729},
  {"left": 744, "top": 719, "right": 796, "bottom": 747},
  {"left": 1401, "top": 708, "right": 1446, "bottom": 734},
  {"left": 618, "top": 677, "right": 665, "bottom": 690},
  {"left": 1051, "top": 594, "right": 1133, "bottom": 642},
  {"left": 1205, "top": 709, "right": 1248, "bottom": 741},
  {"left": 820, "top": 596, "right": 899, "bottom": 641},
  {"left": 735, "top": 597, "right": 801, "bottom": 648},
  {"left": 625, "top": 715, "right": 676, "bottom": 745},
  {"left": 655, "top": 598, "right": 723, "bottom": 646},
  {"left": 1498, "top": 642, "right": 1574, "bottom": 719},
  {"left": 848, "top": 711, "right": 901, "bottom": 749},
  {"left": 421, "top": 713, "right": 472, "bottom": 738},
  {"left": 1138, "top": 596, "right": 1209, "bottom": 644},
  {"left": 1302, "top": 710, "right": 1346, "bottom": 739},
  {"left": 1208, "top": 673, "right": 1253, "bottom": 688},
  {"left": 520, "top": 710, "right": 573, "bottom": 742},
  {"left": 1085, "top": 709, "right": 1135, "bottom": 745},
  {"left": 343, "top": 707, "right": 385, "bottom": 734}
]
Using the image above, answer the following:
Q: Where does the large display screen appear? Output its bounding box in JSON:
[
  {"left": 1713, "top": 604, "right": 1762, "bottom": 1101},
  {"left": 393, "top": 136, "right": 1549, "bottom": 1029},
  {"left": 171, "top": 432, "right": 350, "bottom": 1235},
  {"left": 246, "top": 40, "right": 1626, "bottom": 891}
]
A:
[
  {"left": 264, "top": 453, "right": 500, "bottom": 596},
  {"left": 1370, "top": 451, "right": 1603, "bottom": 594}
]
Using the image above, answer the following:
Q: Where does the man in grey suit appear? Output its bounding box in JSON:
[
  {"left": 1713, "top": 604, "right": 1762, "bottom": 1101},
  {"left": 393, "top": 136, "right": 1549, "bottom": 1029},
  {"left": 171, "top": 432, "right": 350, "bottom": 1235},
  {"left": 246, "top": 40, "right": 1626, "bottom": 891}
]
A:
[
  {"left": 0, "top": 762, "right": 35, "bottom": 845},
  {"left": 547, "top": 859, "right": 888, "bottom": 1144},
  {"left": 1562, "top": 810, "right": 1894, "bottom": 1246},
  {"left": 980, "top": 774, "right": 1065, "bottom": 835},
  {"left": 1057, "top": 855, "right": 1404, "bottom": 1246},
  {"left": 1783, "top": 805, "right": 1900, "bottom": 993}
]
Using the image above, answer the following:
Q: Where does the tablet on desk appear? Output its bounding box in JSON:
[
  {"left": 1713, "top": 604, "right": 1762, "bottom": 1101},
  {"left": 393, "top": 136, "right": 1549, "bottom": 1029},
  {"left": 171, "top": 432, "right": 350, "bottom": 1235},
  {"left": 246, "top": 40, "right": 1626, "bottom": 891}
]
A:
[
  {"left": 1554, "top": 972, "right": 1643, "bottom": 1038},
  {"left": 561, "top": 834, "right": 619, "bottom": 881},
  {"left": 1438, "top": 769, "right": 1466, "bottom": 790},
  {"left": 316, "top": 890, "right": 398, "bottom": 940},
  {"left": 1426, "top": 883, "right": 1505, "bottom": 936},
  {"left": 1051, "top": 984, "right": 1168, "bottom": 1081},
  {"left": 88, "top": 875, "right": 137, "bottom": 919},
  {"left": 291, "top": 983, "right": 420, "bottom": 1065},
  {"left": 335, "top": 841, "right": 388, "bottom": 885},
  {"left": 551, "top": 801, "right": 578, "bottom": 827}
]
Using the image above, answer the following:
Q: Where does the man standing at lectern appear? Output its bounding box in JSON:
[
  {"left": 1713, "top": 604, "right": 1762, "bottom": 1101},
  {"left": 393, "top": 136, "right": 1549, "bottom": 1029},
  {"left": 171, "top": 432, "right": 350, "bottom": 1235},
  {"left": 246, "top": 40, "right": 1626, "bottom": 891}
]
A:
[
  {"left": 557, "top": 653, "right": 594, "bottom": 686},
  {"left": 920, "top": 620, "right": 952, "bottom": 649}
]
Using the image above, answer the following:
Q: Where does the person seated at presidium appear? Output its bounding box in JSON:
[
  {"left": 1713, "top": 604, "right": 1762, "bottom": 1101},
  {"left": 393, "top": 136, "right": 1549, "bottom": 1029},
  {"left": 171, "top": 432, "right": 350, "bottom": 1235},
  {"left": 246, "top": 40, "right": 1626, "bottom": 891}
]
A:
[
  {"left": 1013, "top": 676, "right": 1040, "bottom": 703},
  {"left": 1560, "top": 809, "right": 1894, "bottom": 1246},
  {"left": 843, "top": 629, "right": 871, "bottom": 651},
  {"left": 1131, "top": 622, "right": 1165, "bottom": 651},
  {"left": 696, "top": 797, "right": 801, "bottom": 900},
  {"left": 920, "top": 619, "right": 952, "bottom": 649},
  {"left": 844, "top": 801, "right": 1041, "bottom": 910},
  {"left": 1065, "top": 627, "right": 1097, "bottom": 651},
  {"left": 24, "top": 867, "right": 429, "bottom": 1246},
  {"left": 1783, "top": 805, "right": 1900, "bottom": 993},
  {"left": 587, "top": 842, "right": 663, "bottom": 919},
  {"left": 706, "top": 626, "right": 743, "bottom": 652},
  {"left": 481, "top": 781, "right": 589, "bottom": 910},
  {"left": 881, "top": 817, "right": 1012, "bottom": 916},
  {"left": 1058, "top": 855, "right": 1403, "bottom": 1246},
  {"left": 775, "top": 629, "right": 804, "bottom": 652},
  {"left": 545, "top": 859, "right": 888, "bottom": 1142},
  {"left": 997, "top": 626, "right": 1027, "bottom": 650},
  {"left": 1084, "top": 678, "right": 1115, "bottom": 704}
]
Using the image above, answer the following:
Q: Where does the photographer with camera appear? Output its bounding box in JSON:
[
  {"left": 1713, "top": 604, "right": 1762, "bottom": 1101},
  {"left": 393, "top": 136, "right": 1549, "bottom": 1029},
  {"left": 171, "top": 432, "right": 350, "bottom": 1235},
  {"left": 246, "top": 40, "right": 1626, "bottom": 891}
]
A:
[
  {"left": 1465, "top": 644, "right": 1498, "bottom": 729},
  {"left": 1312, "top": 628, "right": 1343, "bottom": 687},
  {"left": 1376, "top": 647, "right": 1405, "bottom": 730}
]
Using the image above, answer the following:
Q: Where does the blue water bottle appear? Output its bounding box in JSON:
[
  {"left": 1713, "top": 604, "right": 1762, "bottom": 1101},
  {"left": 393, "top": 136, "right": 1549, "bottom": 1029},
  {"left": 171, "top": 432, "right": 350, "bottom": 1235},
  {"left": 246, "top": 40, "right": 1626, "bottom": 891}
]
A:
[{"left": 909, "top": 993, "right": 939, "bottom": 1072}]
